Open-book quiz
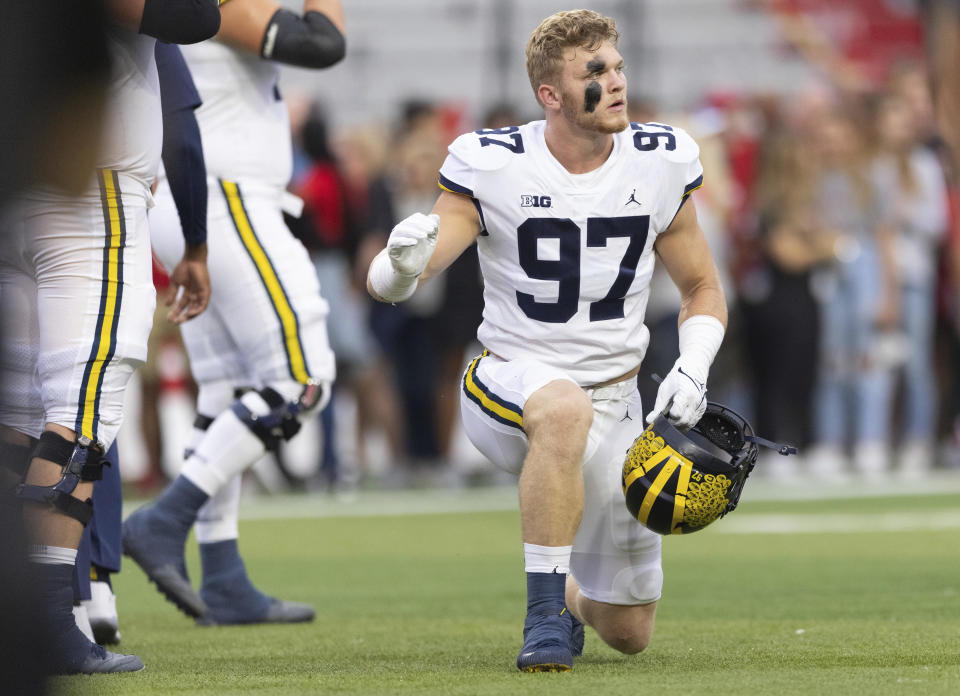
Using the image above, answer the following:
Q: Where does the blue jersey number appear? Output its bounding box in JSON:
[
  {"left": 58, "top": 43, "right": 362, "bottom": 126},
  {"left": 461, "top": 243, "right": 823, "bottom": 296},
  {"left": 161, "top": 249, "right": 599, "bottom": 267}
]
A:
[
  {"left": 516, "top": 216, "right": 649, "bottom": 323},
  {"left": 477, "top": 127, "right": 524, "bottom": 154},
  {"left": 631, "top": 122, "right": 676, "bottom": 152}
]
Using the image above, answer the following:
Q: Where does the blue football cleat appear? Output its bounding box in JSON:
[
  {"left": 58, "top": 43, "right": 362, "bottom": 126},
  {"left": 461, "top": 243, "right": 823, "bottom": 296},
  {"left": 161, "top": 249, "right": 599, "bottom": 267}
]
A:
[
  {"left": 570, "top": 612, "right": 584, "bottom": 657},
  {"left": 194, "top": 538, "right": 315, "bottom": 626},
  {"left": 67, "top": 643, "right": 144, "bottom": 674},
  {"left": 122, "top": 506, "right": 207, "bottom": 619},
  {"left": 516, "top": 606, "right": 574, "bottom": 672}
]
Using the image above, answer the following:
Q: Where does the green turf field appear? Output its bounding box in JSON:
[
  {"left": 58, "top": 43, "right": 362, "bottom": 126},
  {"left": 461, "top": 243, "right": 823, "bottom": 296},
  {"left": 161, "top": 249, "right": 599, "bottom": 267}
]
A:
[{"left": 54, "top": 480, "right": 960, "bottom": 695}]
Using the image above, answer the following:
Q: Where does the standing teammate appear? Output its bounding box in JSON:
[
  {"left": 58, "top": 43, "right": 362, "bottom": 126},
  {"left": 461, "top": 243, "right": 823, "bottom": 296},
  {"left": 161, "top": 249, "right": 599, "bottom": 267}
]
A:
[
  {"left": 0, "top": 0, "right": 220, "bottom": 675},
  {"left": 367, "top": 10, "right": 727, "bottom": 671},
  {"left": 123, "top": 0, "right": 345, "bottom": 625},
  {"left": 73, "top": 37, "right": 215, "bottom": 648}
]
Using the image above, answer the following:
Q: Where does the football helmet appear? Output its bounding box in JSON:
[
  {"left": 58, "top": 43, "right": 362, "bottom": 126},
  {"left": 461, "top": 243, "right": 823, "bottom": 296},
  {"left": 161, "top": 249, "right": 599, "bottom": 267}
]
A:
[{"left": 622, "top": 401, "right": 796, "bottom": 535}]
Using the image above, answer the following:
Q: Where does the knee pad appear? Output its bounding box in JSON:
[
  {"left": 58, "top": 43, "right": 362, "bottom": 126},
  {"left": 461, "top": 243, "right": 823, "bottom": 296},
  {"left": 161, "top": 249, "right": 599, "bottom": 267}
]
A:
[
  {"left": 14, "top": 431, "right": 108, "bottom": 525},
  {"left": 230, "top": 381, "right": 329, "bottom": 451},
  {"left": 612, "top": 564, "right": 663, "bottom": 606}
]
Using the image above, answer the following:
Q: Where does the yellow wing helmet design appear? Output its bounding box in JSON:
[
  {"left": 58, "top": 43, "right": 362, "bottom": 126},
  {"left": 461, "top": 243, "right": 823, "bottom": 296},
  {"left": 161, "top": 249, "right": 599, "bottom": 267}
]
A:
[{"left": 622, "top": 402, "right": 796, "bottom": 535}]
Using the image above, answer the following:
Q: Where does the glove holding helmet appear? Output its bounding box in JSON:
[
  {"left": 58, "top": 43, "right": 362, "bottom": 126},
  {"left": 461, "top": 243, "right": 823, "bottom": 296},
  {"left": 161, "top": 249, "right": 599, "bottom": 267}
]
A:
[
  {"left": 624, "top": 400, "right": 798, "bottom": 536},
  {"left": 628, "top": 313, "right": 797, "bottom": 535},
  {"left": 646, "top": 315, "right": 724, "bottom": 431}
]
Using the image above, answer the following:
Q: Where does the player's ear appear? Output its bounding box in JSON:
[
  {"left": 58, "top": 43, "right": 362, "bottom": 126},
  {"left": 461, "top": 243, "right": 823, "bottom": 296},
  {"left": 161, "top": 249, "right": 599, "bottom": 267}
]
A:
[{"left": 538, "top": 83, "right": 561, "bottom": 111}]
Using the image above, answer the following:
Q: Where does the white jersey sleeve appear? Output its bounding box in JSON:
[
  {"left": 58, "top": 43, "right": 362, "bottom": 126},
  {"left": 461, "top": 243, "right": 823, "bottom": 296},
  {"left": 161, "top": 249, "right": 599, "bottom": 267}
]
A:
[
  {"left": 632, "top": 122, "right": 704, "bottom": 235},
  {"left": 439, "top": 129, "right": 519, "bottom": 193}
]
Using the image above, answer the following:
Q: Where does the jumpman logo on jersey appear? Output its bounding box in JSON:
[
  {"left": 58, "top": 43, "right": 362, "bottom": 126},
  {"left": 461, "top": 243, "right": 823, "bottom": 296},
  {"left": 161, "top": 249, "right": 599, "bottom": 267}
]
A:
[
  {"left": 620, "top": 407, "right": 633, "bottom": 422},
  {"left": 625, "top": 189, "right": 641, "bottom": 207}
]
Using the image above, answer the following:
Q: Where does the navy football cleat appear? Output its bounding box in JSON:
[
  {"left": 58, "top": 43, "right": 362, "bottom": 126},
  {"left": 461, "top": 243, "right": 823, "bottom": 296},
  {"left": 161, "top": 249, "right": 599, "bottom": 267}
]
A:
[
  {"left": 122, "top": 507, "right": 207, "bottom": 619},
  {"left": 516, "top": 606, "right": 574, "bottom": 672},
  {"left": 197, "top": 598, "right": 315, "bottom": 626},
  {"left": 69, "top": 644, "right": 144, "bottom": 674},
  {"left": 570, "top": 612, "right": 584, "bottom": 657},
  {"left": 48, "top": 631, "right": 144, "bottom": 675}
]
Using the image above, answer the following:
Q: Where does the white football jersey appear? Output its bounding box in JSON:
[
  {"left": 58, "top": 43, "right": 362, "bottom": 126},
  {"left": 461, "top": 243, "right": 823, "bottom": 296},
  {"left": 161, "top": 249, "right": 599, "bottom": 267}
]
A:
[
  {"left": 98, "top": 29, "right": 162, "bottom": 190},
  {"left": 439, "top": 120, "right": 703, "bottom": 386},
  {"left": 180, "top": 40, "right": 292, "bottom": 189}
]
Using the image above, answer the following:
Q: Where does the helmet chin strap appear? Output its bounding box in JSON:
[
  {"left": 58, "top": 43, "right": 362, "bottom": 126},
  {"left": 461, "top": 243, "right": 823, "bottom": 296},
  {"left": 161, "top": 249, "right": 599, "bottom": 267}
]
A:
[
  {"left": 744, "top": 435, "right": 798, "bottom": 457},
  {"left": 650, "top": 372, "right": 798, "bottom": 457}
]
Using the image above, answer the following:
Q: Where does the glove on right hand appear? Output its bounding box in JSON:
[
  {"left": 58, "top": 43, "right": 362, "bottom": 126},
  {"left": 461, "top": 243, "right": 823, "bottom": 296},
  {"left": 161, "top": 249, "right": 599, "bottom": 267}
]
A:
[{"left": 387, "top": 213, "right": 439, "bottom": 277}]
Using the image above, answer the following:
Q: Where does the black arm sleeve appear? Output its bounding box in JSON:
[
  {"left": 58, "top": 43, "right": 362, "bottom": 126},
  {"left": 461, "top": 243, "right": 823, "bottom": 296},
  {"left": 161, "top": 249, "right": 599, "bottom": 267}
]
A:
[
  {"left": 161, "top": 107, "right": 207, "bottom": 245},
  {"left": 156, "top": 42, "right": 207, "bottom": 245},
  {"left": 260, "top": 10, "right": 346, "bottom": 69},
  {"left": 140, "top": 0, "right": 220, "bottom": 45}
]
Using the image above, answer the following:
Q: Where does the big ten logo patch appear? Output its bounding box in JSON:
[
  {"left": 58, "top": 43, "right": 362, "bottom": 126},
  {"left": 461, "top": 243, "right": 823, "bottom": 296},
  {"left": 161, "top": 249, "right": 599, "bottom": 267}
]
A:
[{"left": 520, "top": 195, "right": 551, "bottom": 208}]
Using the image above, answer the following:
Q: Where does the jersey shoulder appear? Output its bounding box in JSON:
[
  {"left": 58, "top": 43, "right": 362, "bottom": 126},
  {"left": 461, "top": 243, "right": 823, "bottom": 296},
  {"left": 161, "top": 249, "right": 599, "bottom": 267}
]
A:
[
  {"left": 447, "top": 121, "right": 539, "bottom": 173},
  {"left": 620, "top": 121, "right": 700, "bottom": 166}
]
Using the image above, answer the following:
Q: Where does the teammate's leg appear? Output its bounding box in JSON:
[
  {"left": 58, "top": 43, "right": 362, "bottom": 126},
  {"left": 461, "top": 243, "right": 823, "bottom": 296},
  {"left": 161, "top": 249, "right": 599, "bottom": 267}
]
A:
[
  {"left": 80, "top": 442, "right": 123, "bottom": 645},
  {"left": 0, "top": 250, "right": 42, "bottom": 516},
  {"left": 125, "top": 182, "right": 334, "bottom": 619},
  {"left": 192, "top": 386, "right": 315, "bottom": 625},
  {"left": 17, "top": 176, "right": 153, "bottom": 674},
  {"left": 123, "top": 377, "right": 329, "bottom": 616}
]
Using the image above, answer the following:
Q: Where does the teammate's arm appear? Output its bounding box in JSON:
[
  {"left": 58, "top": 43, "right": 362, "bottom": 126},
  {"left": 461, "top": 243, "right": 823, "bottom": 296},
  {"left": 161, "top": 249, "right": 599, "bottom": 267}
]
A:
[
  {"left": 647, "top": 201, "right": 728, "bottom": 428},
  {"left": 105, "top": 0, "right": 221, "bottom": 44},
  {"left": 156, "top": 42, "right": 211, "bottom": 324},
  {"left": 366, "top": 190, "right": 481, "bottom": 303},
  {"left": 218, "top": 0, "right": 346, "bottom": 68}
]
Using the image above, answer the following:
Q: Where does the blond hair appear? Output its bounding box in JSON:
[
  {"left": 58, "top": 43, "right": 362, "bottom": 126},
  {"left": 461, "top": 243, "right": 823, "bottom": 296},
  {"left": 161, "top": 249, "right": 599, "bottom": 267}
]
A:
[{"left": 525, "top": 10, "right": 619, "bottom": 105}]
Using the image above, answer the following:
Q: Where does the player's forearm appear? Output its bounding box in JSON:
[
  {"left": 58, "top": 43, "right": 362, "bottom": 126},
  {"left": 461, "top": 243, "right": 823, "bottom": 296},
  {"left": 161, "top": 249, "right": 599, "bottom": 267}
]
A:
[
  {"left": 677, "top": 271, "right": 727, "bottom": 329},
  {"left": 161, "top": 107, "right": 208, "bottom": 246},
  {"left": 675, "top": 269, "right": 727, "bottom": 386}
]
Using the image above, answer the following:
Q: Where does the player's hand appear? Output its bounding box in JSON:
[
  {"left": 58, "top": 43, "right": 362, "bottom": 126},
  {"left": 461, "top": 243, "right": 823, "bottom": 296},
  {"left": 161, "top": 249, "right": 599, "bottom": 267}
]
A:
[
  {"left": 164, "top": 242, "right": 211, "bottom": 324},
  {"left": 386, "top": 213, "right": 439, "bottom": 277},
  {"left": 646, "top": 361, "right": 707, "bottom": 431}
]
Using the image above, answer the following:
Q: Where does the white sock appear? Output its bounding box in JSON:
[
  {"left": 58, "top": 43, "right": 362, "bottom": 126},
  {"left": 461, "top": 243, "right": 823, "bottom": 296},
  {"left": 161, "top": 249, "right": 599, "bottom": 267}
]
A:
[
  {"left": 523, "top": 543, "right": 572, "bottom": 575},
  {"left": 195, "top": 473, "right": 241, "bottom": 544},
  {"left": 28, "top": 545, "right": 77, "bottom": 565}
]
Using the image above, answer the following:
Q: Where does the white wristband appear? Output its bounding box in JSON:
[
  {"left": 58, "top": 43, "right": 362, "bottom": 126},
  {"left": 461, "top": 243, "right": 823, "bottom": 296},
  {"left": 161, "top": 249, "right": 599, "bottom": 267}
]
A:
[
  {"left": 368, "top": 248, "right": 418, "bottom": 303},
  {"left": 677, "top": 315, "right": 725, "bottom": 384}
]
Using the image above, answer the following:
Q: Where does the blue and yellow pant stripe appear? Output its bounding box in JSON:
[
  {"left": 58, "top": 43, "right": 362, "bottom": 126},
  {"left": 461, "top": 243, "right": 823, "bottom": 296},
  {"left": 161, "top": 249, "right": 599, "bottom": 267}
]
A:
[
  {"left": 75, "top": 168, "right": 127, "bottom": 443},
  {"left": 462, "top": 351, "right": 524, "bottom": 431},
  {"left": 219, "top": 179, "right": 312, "bottom": 384}
]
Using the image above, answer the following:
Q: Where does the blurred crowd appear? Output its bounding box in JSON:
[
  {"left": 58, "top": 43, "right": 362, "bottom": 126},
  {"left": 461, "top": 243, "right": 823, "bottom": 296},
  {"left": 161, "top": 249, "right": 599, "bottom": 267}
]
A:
[
  {"left": 129, "top": 61, "right": 960, "bottom": 493},
  {"left": 138, "top": 61, "right": 960, "bottom": 493}
]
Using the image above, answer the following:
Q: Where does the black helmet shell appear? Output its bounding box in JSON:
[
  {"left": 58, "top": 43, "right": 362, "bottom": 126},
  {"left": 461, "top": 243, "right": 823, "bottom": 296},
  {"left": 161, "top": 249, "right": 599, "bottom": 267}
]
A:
[{"left": 622, "top": 402, "right": 759, "bottom": 535}]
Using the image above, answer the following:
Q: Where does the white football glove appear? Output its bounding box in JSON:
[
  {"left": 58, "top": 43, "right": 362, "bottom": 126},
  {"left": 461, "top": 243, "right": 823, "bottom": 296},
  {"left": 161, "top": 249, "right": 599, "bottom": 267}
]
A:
[
  {"left": 646, "top": 360, "right": 707, "bottom": 431},
  {"left": 387, "top": 212, "right": 439, "bottom": 277}
]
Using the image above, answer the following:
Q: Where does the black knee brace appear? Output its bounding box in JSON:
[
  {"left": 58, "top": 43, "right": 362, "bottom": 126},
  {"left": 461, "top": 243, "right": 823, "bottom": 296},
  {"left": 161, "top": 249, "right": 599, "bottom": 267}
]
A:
[
  {"left": 230, "top": 383, "right": 326, "bottom": 451},
  {"left": 184, "top": 413, "right": 214, "bottom": 460},
  {"left": 1, "top": 437, "right": 37, "bottom": 485},
  {"left": 15, "top": 432, "right": 108, "bottom": 525}
]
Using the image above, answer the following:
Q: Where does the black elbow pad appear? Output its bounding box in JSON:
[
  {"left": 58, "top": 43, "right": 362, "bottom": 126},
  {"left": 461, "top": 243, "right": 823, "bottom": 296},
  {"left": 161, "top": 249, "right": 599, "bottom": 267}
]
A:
[
  {"left": 140, "top": 0, "right": 221, "bottom": 45},
  {"left": 261, "top": 10, "right": 346, "bottom": 69}
]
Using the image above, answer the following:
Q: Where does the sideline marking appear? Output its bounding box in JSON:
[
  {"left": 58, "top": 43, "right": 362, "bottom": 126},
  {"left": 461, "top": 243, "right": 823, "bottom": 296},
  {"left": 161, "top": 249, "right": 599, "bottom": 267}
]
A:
[{"left": 124, "top": 473, "right": 960, "bottom": 533}]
